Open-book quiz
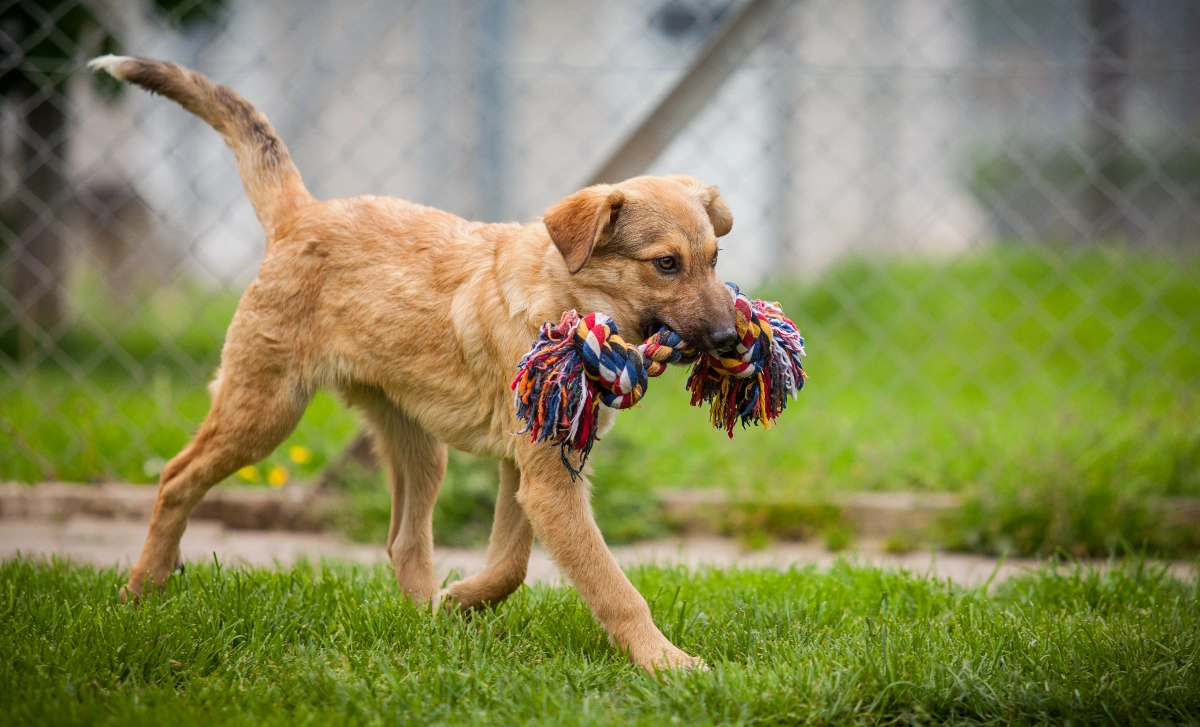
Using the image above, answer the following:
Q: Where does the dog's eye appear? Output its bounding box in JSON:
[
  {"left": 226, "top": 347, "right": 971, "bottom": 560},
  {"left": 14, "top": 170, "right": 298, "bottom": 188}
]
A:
[
  {"left": 654, "top": 256, "right": 678, "bottom": 273},
  {"left": 711, "top": 251, "right": 719, "bottom": 268}
]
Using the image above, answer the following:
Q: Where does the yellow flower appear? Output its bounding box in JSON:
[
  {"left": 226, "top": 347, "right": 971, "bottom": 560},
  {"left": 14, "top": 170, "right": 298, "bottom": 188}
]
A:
[
  {"left": 288, "top": 445, "right": 313, "bottom": 465},
  {"left": 267, "top": 466, "right": 289, "bottom": 487},
  {"left": 237, "top": 465, "right": 260, "bottom": 482}
]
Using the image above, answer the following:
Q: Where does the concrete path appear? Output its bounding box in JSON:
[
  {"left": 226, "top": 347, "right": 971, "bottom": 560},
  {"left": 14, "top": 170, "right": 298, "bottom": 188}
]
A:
[{"left": 2, "top": 516, "right": 1194, "bottom": 587}]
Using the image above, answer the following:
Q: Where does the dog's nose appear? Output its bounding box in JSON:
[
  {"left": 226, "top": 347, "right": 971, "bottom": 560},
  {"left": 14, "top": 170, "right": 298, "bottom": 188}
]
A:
[{"left": 709, "top": 324, "right": 738, "bottom": 352}]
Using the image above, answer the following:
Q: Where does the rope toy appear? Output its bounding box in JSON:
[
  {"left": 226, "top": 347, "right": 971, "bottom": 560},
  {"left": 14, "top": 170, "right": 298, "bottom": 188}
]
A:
[{"left": 512, "top": 283, "right": 805, "bottom": 474}]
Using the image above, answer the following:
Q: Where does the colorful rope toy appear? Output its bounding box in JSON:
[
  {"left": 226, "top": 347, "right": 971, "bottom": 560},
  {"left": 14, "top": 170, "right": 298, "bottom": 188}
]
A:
[{"left": 512, "top": 283, "right": 806, "bottom": 474}]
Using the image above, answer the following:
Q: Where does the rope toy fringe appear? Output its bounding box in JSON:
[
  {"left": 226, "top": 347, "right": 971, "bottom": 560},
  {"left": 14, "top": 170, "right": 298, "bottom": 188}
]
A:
[{"left": 512, "top": 283, "right": 805, "bottom": 474}]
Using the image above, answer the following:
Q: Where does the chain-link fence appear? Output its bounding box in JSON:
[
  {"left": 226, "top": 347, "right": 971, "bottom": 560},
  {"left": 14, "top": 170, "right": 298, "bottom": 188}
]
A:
[{"left": 2, "top": 0, "right": 1198, "bottom": 528}]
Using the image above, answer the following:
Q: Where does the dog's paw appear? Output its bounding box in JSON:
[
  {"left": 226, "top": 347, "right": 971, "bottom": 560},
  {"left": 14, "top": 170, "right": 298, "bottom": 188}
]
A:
[
  {"left": 436, "top": 587, "right": 463, "bottom": 612},
  {"left": 650, "top": 649, "right": 707, "bottom": 673},
  {"left": 674, "top": 654, "right": 709, "bottom": 672},
  {"left": 430, "top": 588, "right": 448, "bottom": 613},
  {"left": 625, "top": 638, "right": 706, "bottom": 673},
  {"left": 436, "top": 586, "right": 490, "bottom": 613},
  {"left": 122, "top": 564, "right": 176, "bottom": 603},
  {"left": 122, "top": 571, "right": 152, "bottom": 603}
]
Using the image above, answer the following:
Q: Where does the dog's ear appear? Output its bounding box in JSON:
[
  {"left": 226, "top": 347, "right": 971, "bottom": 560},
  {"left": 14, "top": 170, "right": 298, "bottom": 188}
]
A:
[
  {"left": 543, "top": 185, "right": 625, "bottom": 274},
  {"left": 665, "top": 174, "right": 733, "bottom": 237}
]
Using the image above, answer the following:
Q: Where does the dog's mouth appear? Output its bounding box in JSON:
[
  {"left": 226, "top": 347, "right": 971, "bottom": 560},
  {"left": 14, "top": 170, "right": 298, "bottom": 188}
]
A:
[{"left": 640, "top": 318, "right": 669, "bottom": 341}]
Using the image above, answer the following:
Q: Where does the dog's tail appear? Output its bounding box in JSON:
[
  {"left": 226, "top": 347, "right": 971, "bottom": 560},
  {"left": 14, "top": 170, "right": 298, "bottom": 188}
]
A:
[{"left": 89, "top": 55, "right": 314, "bottom": 237}]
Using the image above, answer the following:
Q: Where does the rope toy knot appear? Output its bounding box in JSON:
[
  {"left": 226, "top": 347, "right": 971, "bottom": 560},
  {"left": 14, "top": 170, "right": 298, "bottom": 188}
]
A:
[
  {"left": 574, "top": 312, "right": 648, "bottom": 409},
  {"left": 638, "top": 328, "right": 698, "bottom": 376},
  {"left": 513, "top": 282, "right": 805, "bottom": 475}
]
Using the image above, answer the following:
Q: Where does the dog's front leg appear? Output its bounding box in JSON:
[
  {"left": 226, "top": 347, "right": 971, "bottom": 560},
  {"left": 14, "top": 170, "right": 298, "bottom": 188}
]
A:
[{"left": 514, "top": 444, "right": 701, "bottom": 672}]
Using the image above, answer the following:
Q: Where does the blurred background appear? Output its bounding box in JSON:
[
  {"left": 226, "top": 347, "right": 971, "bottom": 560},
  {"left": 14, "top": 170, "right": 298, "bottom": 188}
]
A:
[{"left": 2, "top": 0, "right": 1198, "bottom": 556}]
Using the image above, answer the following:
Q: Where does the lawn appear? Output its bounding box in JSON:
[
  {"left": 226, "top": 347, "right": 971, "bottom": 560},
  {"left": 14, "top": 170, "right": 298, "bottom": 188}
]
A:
[
  {"left": 1, "top": 557, "right": 1197, "bottom": 725},
  {"left": 3, "top": 244, "right": 1199, "bottom": 554}
]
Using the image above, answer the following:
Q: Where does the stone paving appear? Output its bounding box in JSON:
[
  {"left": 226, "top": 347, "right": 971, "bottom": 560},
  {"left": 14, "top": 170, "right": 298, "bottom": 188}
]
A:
[{"left": 5, "top": 515, "right": 1194, "bottom": 587}]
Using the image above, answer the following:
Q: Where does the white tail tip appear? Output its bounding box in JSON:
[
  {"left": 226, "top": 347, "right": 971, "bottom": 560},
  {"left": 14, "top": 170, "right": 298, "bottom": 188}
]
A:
[{"left": 87, "top": 55, "right": 133, "bottom": 79}]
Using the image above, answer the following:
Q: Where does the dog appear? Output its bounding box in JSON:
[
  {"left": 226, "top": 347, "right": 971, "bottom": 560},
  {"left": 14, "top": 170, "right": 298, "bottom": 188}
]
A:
[{"left": 89, "top": 55, "right": 737, "bottom": 671}]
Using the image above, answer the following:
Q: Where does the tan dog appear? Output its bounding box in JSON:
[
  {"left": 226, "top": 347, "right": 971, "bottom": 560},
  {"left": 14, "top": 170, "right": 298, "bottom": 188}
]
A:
[{"left": 89, "top": 55, "right": 737, "bottom": 671}]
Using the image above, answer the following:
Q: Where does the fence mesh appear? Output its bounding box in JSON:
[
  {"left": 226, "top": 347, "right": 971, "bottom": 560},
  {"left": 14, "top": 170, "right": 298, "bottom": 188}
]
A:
[{"left": 2, "top": 0, "right": 1198, "bottom": 499}]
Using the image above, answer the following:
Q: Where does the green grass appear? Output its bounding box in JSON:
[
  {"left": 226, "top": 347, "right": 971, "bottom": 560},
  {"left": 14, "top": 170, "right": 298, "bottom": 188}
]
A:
[
  {"left": 2, "top": 245, "right": 1199, "bottom": 553},
  {"left": 2, "top": 557, "right": 1197, "bottom": 725}
]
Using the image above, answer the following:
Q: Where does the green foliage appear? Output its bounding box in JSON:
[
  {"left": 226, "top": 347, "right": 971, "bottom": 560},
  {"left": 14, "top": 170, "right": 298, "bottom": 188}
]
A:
[
  {"left": 967, "top": 140, "right": 1200, "bottom": 212},
  {"left": 0, "top": 370, "right": 356, "bottom": 485},
  {"left": 0, "top": 0, "right": 118, "bottom": 95},
  {"left": 0, "top": 273, "right": 241, "bottom": 369},
  {"left": 601, "top": 245, "right": 1200, "bottom": 496},
  {"left": 325, "top": 450, "right": 502, "bottom": 548},
  {"left": 2, "top": 245, "right": 1198, "bottom": 555},
  {"left": 326, "top": 449, "right": 664, "bottom": 547},
  {"left": 586, "top": 432, "right": 670, "bottom": 543},
  {"left": 722, "top": 500, "right": 843, "bottom": 543},
  {"left": 2, "top": 558, "right": 1198, "bottom": 725},
  {"left": 593, "top": 245, "right": 1200, "bottom": 556},
  {"left": 0, "top": 0, "right": 226, "bottom": 101},
  {"left": 936, "top": 393, "right": 1200, "bottom": 556},
  {"left": 152, "top": 0, "right": 229, "bottom": 29},
  {"left": 884, "top": 530, "right": 921, "bottom": 555},
  {"left": 823, "top": 524, "right": 855, "bottom": 552},
  {"left": 321, "top": 460, "right": 391, "bottom": 544},
  {"left": 433, "top": 453, "right": 503, "bottom": 548}
]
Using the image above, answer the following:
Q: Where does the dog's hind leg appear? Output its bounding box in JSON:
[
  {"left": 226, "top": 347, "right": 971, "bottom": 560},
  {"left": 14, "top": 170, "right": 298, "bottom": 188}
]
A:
[
  {"left": 125, "top": 368, "right": 309, "bottom": 599},
  {"left": 357, "top": 399, "right": 447, "bottom": 603},
  {"left": 442, "top": 459, "right": 533, "bottom": 609}
]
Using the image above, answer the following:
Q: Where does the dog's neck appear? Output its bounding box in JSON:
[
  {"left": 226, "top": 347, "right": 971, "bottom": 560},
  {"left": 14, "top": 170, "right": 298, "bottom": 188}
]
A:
[
  {"left": 493, "top": 222, "right": 642, "bottom": 356},
  {"left": 496, "top": 223, "right": 591, "bottom": 335}
]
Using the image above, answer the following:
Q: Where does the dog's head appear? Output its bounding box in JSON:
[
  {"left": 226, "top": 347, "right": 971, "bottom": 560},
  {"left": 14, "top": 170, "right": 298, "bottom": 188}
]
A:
[{"left": 542, "top": 174, "right": 736, "bottom": 352}]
